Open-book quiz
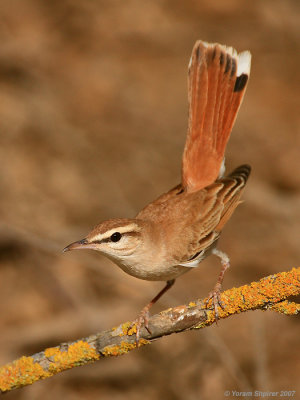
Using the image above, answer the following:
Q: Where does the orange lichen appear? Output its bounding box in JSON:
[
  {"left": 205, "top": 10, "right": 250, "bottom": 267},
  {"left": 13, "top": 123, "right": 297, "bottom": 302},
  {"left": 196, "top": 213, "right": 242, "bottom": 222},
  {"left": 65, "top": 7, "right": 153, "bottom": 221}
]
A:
[
  {"left": 270, "top": 301, "right": 300, "bottom": 315},
  {"left": 101, "top": 339, "right": 149, "bottom": 357},
  {"left": 0, "top": 356, "right": 49, "bottom": 392},
  {"left": 127, "top": 325, "right": 137, "bottom": 336},
  {"left": 102, "top": 341, "right": 135, "bottom": 356},
  {"left": 111, "top": 321, "right": 138, "bottom": 337},
  {"left": 44, "top": 341, "right": 100, "bottom": 373},
  {"left": 194, "top": 268, "right": 300, "bottom": 330},
  {"left": 120, "top": 321, "right": 137, "bottom": 336},
  {"left": 0, "top": 268, "right": 298, "bottom": 393},
  {"left": 0, "top": 341, "right": 100, "bottom": 393},
  {"left": 194, "top": 309, "right": 216, "bottom": 329}
]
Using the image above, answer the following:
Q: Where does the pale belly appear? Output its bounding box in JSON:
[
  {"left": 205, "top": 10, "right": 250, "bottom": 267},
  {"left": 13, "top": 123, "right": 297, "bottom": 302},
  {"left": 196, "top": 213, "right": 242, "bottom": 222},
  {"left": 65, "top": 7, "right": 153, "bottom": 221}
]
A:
[
  {"left": 111, "top": 256, "right": 193, "bottom": 281},
  {"left": 104, "top": 240, "right": 216, "bottom": 281}
]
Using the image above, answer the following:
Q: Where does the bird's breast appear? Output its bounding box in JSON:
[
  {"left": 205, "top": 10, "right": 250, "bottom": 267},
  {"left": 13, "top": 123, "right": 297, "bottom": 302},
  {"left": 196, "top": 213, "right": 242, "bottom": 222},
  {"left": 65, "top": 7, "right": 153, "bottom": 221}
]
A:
[{"left": 110, "top": 254, "right": 190, "bottom": 282}]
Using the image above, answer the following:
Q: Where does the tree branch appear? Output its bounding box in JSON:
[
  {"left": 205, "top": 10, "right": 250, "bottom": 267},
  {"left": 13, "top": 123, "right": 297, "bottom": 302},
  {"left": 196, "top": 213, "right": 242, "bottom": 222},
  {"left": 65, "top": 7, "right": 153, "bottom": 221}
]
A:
[{"left": 0, "top": 267, "right": 299, "bottom": 394}]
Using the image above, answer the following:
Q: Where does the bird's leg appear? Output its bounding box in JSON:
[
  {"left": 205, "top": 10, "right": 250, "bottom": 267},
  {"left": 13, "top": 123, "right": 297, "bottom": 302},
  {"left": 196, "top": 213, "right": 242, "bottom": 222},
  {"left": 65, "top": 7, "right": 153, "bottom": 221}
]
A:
[
  {"left": 205, "top": 249, "right": 230, "bottom": 320},
  {"left": 135, "top": 279, "right": 175, "bottom": 345}
]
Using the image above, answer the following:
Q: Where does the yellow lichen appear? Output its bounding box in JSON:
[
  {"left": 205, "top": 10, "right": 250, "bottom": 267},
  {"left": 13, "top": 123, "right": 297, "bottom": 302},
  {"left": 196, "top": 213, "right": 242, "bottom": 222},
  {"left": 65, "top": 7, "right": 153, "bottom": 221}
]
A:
[
  {"left": 45, "top": 341, "right": 100, "bottom": 373},
  {"left": 0, "top": 341, "right": 100, "bottom": 392},
  {"left": 0, "top": 268, "right": 298, "bottom": 393},
  {"left": 120, "top": 322, "right": 134, "bottom": 336},
  {"left": 117, "top": 321, "right": 137, "bottom": 336},
  {"left": 102, "top": 341, "right": 136, "bottom": 356},
  {"left": 270, "top": 301, "right": 300, "bottom": 315},
  {"left": 127, "top": 324, "right": 137, "bottom": 336},
  {"left": 0, "top": 356, "right": 49, "bottom": 392},
  {"left": 101, "top": 339, "right": 149, "bottom": 357}
]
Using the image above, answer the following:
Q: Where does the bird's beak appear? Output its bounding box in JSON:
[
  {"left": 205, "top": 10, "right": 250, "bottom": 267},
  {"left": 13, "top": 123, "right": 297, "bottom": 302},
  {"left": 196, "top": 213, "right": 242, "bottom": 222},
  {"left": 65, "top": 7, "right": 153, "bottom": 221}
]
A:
[{"left": 63, "top": 239, "right": 97, "bottom": 253}]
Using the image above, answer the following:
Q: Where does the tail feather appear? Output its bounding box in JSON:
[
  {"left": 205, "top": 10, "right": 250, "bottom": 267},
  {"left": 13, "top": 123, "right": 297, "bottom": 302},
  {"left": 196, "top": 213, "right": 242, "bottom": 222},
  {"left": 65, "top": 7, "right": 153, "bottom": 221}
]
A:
[{"left": 182, "top": 41, "right": 251, "bottom": 192}]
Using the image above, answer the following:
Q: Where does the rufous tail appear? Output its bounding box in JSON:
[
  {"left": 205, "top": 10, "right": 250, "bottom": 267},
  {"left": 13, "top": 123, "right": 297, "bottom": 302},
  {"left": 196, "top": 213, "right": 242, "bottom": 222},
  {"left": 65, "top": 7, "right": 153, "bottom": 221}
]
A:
[{"left": 182, "top": 41, "right": 251, "bottom": 192}]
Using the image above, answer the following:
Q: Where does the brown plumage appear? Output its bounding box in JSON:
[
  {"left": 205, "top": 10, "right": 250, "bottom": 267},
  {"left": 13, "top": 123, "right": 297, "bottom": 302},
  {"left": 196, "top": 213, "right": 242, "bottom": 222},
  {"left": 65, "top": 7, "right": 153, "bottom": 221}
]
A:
[
  {"left": 182, "top": 41, "right": 250, "bottom": 191},
  {"left": 64, "top": 40, "right": 252, "bottom": 343}
]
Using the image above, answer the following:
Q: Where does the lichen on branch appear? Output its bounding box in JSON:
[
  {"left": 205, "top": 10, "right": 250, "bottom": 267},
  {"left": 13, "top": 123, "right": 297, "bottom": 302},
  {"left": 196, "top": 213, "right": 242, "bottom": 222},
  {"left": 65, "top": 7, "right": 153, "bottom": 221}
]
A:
[{"left": 0, "top": 267, "right": 299, "bottom": 394}]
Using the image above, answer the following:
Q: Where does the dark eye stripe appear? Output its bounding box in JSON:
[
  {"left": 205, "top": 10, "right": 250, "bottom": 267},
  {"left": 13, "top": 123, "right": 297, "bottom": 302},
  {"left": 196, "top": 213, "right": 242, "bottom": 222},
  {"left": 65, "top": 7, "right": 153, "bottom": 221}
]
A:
[
  {"left": 92, "top": 238, "right": 110, "bottom": 244},
  {"left": 91, "top": 231, "right": 138, "bottom": 245}
]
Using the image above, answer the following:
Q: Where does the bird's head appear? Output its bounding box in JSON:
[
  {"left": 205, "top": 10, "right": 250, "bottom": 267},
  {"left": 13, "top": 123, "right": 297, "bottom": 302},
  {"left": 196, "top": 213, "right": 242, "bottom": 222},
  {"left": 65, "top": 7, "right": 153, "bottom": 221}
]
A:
[{"left": 63, "top": 218, "right": 146, "bottom": 260}]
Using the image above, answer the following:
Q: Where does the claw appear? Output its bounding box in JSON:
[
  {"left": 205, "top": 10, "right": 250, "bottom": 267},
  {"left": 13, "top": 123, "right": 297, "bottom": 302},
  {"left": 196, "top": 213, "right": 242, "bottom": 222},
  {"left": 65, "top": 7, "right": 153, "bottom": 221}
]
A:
[
  {"left": 206, "top": 249, "right": 230, "bottom": 321},
  {"left": 131, "top": 280, "right": 175, "bottom": 345},
  {"left": 134, "top": 307, "right": 152, "bottom": 346},
  {"left": 205, "top": 283, "right": 224, "bottom": 321}
]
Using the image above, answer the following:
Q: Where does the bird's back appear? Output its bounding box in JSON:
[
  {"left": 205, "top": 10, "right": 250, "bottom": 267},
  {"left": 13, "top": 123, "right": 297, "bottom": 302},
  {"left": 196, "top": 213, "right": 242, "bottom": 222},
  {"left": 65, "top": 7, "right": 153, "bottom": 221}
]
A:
[{"left": 136, "top": 164, "right": 251, "bottom": 265}]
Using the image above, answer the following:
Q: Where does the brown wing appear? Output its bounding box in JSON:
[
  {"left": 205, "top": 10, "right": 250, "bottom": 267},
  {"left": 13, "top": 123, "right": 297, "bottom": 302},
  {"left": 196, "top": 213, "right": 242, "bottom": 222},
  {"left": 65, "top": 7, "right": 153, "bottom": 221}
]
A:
[
  {"left": 214, "top": 164, "right": 251, "bottom": 231},
  {"left": 180, "top": 165, "right": 251, "bottom": 263},
  {"left": 182, "top": 41, "right": 251, "bottom": 193}
]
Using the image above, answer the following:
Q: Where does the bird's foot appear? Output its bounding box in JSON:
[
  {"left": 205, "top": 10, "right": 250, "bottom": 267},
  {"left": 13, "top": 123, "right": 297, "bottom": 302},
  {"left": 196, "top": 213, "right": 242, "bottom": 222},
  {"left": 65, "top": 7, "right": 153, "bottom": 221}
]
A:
[
  {"left": 131, "top": 280, "right": 175, "bottom": 345},
  {"left": 205, "top": 282, "right": 224, "bottom": 321},
  {"left": 133, "top": 306, "right": 152, "bottom": 346}
]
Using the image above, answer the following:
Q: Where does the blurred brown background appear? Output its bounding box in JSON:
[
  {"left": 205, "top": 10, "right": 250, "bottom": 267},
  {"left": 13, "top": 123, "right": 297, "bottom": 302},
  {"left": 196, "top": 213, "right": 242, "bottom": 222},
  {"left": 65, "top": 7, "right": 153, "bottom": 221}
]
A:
[{"left": 0, "top": 0, "right": 299, "bottom": 399}]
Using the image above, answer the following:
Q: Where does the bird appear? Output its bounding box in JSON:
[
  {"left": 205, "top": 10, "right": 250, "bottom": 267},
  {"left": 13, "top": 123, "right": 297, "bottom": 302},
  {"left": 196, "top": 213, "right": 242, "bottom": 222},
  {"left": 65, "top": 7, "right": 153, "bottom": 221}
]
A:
[{"left": 63, "top": 40, "right": 252, "bottom": 343}]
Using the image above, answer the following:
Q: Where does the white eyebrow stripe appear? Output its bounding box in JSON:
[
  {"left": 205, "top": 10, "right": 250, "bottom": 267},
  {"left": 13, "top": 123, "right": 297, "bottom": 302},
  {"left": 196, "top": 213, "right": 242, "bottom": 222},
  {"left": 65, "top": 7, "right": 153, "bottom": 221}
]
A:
[{"left": 91, "top": 224, "right": 140, "bottom": 242}]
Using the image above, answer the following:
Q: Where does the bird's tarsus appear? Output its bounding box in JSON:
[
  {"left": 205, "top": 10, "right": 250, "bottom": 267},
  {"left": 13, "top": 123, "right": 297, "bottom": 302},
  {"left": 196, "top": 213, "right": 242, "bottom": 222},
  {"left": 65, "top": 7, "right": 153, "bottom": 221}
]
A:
[
  {"left": 205, "top": 282, "right": 224, "bottom": 321},
  {"left": 134, "top": 306, "right": 152, "bottom": 346}
]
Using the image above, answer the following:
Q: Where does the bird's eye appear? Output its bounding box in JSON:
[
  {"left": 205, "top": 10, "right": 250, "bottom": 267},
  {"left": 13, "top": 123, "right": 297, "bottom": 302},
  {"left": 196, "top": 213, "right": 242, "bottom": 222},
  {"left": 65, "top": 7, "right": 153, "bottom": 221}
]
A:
[{"left": 110, "top": 232, "right": 122, "bottom": 242}]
